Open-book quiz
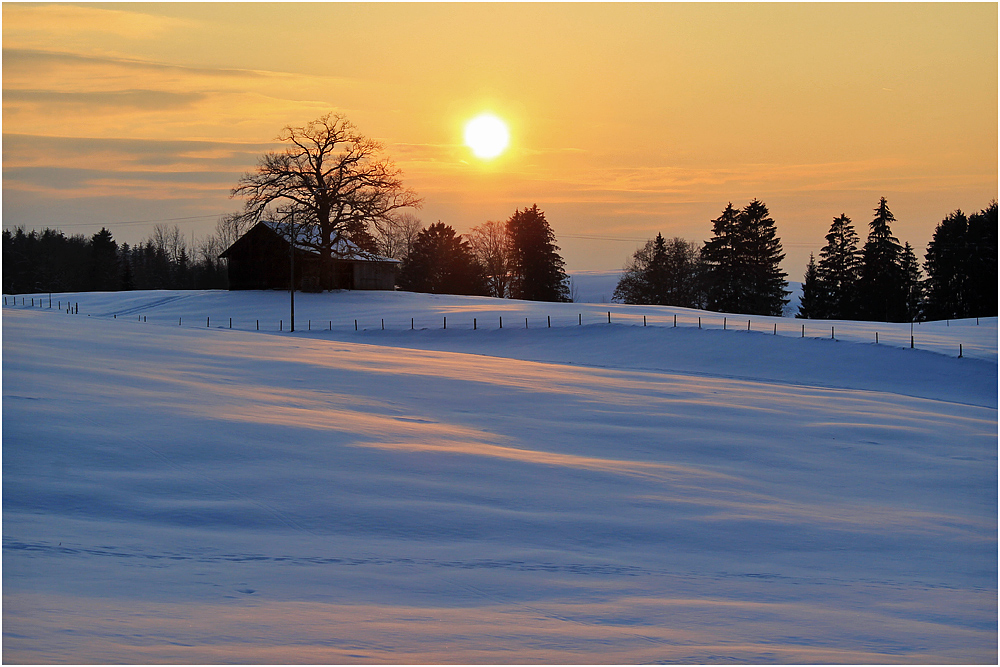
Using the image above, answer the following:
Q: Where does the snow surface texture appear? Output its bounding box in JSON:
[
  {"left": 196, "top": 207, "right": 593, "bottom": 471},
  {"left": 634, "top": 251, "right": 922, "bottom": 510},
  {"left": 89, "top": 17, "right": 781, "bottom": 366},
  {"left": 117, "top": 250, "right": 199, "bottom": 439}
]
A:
[{"left": 3, "top": 290, "right": 997, "bottom": 663}]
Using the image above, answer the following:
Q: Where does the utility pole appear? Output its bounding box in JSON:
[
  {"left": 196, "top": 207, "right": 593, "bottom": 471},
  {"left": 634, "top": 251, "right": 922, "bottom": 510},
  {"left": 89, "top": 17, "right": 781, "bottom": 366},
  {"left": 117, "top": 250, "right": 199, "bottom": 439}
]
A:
[{"left": 288, "top": 211, "right": 295, "bottom": 332}]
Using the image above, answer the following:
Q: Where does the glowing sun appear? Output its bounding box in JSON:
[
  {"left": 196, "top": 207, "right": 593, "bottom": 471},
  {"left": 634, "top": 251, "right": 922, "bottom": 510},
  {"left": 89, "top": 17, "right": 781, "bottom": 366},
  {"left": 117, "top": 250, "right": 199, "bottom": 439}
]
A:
[{"left": 464, "top": 113, "right": 509, "bottom": 159}]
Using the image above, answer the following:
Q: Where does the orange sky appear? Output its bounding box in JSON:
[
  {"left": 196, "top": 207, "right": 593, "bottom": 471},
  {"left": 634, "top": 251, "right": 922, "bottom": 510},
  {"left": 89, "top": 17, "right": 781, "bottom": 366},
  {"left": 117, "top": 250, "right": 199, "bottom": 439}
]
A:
[{"left": 3, "top": 2, "right": 997, "bottom": 273}]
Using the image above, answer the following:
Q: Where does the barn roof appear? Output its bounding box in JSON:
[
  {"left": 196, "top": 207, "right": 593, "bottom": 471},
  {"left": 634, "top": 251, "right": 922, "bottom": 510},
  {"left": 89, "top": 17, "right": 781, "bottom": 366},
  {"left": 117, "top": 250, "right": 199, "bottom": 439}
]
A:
[{"left": 241, "top": 220, "right": 399, "bottom": 263}]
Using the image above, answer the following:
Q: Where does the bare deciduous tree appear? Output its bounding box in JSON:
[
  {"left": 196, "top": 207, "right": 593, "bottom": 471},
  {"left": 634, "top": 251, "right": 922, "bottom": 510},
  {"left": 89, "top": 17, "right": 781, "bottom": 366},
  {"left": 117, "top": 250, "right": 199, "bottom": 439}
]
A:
[
  {"left": 467, "top": 219, "right": 509, "bottom": 298},
  {"left": 372, "top": 211, "right": 423, "bottom": 260},
  {"left": 231, "top": 113, "right": 421, "bottom": 287}
]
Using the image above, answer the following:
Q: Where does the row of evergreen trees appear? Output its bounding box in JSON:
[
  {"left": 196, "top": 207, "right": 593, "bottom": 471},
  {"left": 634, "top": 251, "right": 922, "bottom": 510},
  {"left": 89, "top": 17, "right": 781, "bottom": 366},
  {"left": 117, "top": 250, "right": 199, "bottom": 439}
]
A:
[
  {"left": 2, "top": 224, "right": 228, "bottom": 295},
  {"left": 799, "top": 199, "right": 996, "bottom": 321},
  {"left": 614, "top": 199, "right": 789, "bottom": 316},
  {"left": 398, "top": 204, "right": 571, "bottom": 302}
]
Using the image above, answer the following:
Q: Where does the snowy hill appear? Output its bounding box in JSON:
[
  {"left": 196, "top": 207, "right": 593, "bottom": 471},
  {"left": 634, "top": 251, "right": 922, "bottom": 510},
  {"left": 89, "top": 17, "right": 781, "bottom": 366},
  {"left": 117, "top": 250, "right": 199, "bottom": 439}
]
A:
[{"left": 3, "top": 290, "right": 997, "bottom": 663}]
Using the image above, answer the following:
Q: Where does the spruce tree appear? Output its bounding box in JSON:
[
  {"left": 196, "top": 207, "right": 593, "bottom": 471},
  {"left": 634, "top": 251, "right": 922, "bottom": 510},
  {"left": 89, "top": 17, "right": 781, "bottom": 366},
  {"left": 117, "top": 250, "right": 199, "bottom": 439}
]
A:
[
  {"left": 506, "top": 205, "right": 570, "bottom": 302},
  {"left": 924, "top": 203, "right": 998, "bottom": 319},
  {"left": 816, "top": 214, "right": 861, "bottom": 319},
  {"left": 398, "top": 222, "right": 488, "bottom": 295},
  {"left": 900, "top": 242, "right": 923, "bottom": 321},
  {"left": 797, "top": 253, "right": 823, "bottom": 319},
  {"left": 701, "top": 203, "right": 742, "bottom": 312},
  {"left": 739, "top": 199, "right": 789, "bottom": 316},
  {"left": 88, "top": 227, "right": 120, "bottom": 292},
  {"left": 859, "top": 197, "right": 906, "bottom": 322}
]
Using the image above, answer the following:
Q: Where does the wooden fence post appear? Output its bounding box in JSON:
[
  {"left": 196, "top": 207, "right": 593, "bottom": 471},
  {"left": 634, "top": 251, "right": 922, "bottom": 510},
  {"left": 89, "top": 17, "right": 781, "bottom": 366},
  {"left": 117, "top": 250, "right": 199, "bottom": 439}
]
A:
[
  {"left": 698, "top": 317, "right": 701, "bottom": 329},
  {"left": 723, "top": 317, "right": 726, "bottom": 330},
  {"left": 381, "top": 319, "right": 384, "bottom": 330},
  {"left": 443, "top": 316, "right": 446, "bottom": 330},
  {"left": 500, "top": 316, "right": 503, "bottom": 329},
  {"left": 548, "top": 315, "right": 551, "bottom": 328},
  {"left": 474, "top": 318, "right": 477, "bottom": 330},
  {"left": 355, "top": 319, "right": 358, "bottom": 331},
  {"left": 578, "top": 313, "right": 581, "bottom": 325},
  {"left": 607, "top": 311, "right": 611, "bottom": 324},
  {"left": 643, "top": 315, "right": 646, "bottom": 327},
  {"left": 959, "top": 344, "right": 963, "bottom": 358},
  {"left": 747, "top": 319, "right": 750, "bottom": 331},
  {"left": 674, "top": 314, "right": 677, "bottom": 327}
]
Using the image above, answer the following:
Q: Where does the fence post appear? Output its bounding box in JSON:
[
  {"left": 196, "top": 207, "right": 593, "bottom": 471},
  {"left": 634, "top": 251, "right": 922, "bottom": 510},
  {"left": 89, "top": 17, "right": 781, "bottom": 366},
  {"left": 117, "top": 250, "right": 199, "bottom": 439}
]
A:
[
  {"left": 330, "top": 320, "right": 332, "bottom": 330},
  {"left": 355, "top": 319, "right": 358, "bottom": 331},
  {"left": 747, "top": 319, "right": 750, "bottom": 331},
  {"left": 525, "top": 317, "right": 528, "bottom": 329},
  {"left": 257, "top": 320, "right": 259, "bottom": 331},
  {"left": 179, "top": 317, "right": 182, "bottom": 326},
  {"left": 474, "top": 318, "right": 477, "bottom": 330},
  {"left": 381, "top": 319, "right": 384, "bottom": 330},
  {"left": 801, "top": 324, "right": 804, "bottom": 337},
  {"left": 578, "top": 313, "right": 581, "bottom": 325},
  {"left": 280, "top": 320, "right": 283, "bottom": 331},
  {"left": 698, "top": 317, "right": 701, "bottom": 329},
  {"left": 548, "top": 315, "right": 551, "bottom": 328},
  {"left": 207, "top": 317, "right": 210, "bottom": 327},
  {"left": 959, "top": 343, "right": 963, "bottom": 358},
  {"left": 674, "top": 314, "right": 677, "bottom": 327},
  {"left": 309, "top": 320, "right": 311, "bottom": 331},
  {"left": 831, "top": 326, "right": 835, "bottom": 339},
  {"left": 723, "top": 317, "right": 726, "bottom": 330},
  {"left": 444, "top": 316, "right": 446, "bottom": 330},
  {"left": 608, "top": 311, "right": 611, "bottom": 324},
  {"left": 411, "top": 317, "right": 413, "bottom": 330},
  {"left": 500, "top": 316, "right": 503, "bottom": 329},
  {"left": 773, "top": 323, "right": 776, "bottom": 335},
  {"left": 643, "top": 315, "right": 646, "bottom": 327},
  {"left": 230, "top": 318, "right": 232, "bottom": 329}
]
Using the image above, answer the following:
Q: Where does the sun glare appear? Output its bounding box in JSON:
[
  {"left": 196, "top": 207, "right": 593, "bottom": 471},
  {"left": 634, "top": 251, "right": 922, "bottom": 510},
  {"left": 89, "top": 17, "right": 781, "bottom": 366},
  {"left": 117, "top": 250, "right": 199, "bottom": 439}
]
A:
[{"left": 464, "top": 113, "right": 509, "bottom": 159}]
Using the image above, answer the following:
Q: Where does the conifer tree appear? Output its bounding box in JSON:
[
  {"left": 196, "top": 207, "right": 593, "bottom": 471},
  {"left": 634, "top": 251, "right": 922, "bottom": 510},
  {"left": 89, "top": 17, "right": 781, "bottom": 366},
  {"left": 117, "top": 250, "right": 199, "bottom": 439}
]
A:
[
  {"left": 924, "top": 203, "right": 998, "bottom": 319},
  {"left": 797, "top": 253, "right": 823, "bottom": 319},
  {"left": 816, "top": 214, "right": 861, "bottom": 319},
  {"left": 739, "top": 200, "right": 789, "bottom": 316},
  {"left": 88, "top": 227, "right": 120, "bottom": 292},
  {"left": 900, "top": 242, "right": 923, "bottom": 321},
  {"left": 701, "top": 203, "right": 742, "bottom": 312},
  {"left": 858, "top": 197, "right": 906, "bottom": 322},
  {"left": 703, "top": 200, "right": 788, "bottom": 315},
  {"left": 398, "top": 222, "right": 488, "bottom": 296},
  {"left": 506, "top": 205, "right": 570, "bottom": 302}
]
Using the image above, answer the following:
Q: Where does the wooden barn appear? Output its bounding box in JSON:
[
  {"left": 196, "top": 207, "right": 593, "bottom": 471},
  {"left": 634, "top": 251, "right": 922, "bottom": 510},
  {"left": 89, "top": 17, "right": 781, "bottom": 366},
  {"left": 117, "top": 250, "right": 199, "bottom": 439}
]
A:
[{"left": 219, "top": 221, "right": 399, "bottom": 291}]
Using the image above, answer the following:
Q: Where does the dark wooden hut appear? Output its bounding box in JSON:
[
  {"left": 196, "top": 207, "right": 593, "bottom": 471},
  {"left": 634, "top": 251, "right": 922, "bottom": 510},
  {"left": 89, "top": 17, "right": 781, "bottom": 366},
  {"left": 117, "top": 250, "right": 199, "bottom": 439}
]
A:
[{"left": 219, "top": 221, "right": 399, "bottom": 291}]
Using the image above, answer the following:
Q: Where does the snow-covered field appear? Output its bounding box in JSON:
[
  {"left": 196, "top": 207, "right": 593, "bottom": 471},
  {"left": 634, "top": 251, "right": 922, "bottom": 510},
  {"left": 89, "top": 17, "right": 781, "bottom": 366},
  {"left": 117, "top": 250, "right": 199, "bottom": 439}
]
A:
[{"left": 3, "top": 289, "right": 997, "bottom": 663}]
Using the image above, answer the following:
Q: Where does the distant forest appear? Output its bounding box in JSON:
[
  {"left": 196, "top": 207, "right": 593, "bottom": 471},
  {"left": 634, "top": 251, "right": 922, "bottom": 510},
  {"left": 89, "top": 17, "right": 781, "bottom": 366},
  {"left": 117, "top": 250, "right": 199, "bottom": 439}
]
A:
[
  {"left": 613, "top": 198, "right": 997, "bottom": 322},
  {"left": 4, "top": 197, "right": 996, "bottom": 322},
  {"left": 2, "top": 222, "right": 231, "bottom": 295}
]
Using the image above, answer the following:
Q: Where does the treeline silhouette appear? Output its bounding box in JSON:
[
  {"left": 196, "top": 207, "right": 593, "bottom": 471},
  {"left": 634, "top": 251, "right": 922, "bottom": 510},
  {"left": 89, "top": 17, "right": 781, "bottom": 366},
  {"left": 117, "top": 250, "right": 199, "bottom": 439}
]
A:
[
  {"left": 799, "top": 199, "right": 996, "bottom": 321},
  {"left": 614, "top": 197, "right": 997, "bottom": 322},
  {"left": 614, "top": 199, "right": 788, "bottom": 316},
  {"left": 2, "top": 224, "right": 228, "bottom": 294},
  {"left": 399, "top": 204, "right": 570, "bottom": 302}
]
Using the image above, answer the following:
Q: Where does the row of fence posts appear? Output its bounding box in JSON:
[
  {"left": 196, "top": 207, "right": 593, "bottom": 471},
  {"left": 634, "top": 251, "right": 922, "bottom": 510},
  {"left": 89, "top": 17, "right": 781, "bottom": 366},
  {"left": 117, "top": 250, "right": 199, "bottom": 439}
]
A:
[{"left": 4, "top": 296, "right": 974, "bottom": 357}]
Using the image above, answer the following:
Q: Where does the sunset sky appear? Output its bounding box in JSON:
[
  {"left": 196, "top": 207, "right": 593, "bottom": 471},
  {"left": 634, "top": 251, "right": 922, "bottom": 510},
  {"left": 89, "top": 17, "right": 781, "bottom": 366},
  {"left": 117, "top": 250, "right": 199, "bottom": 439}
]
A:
[{"left": 3, "top": 2, "right": 997, "bottom": 273}]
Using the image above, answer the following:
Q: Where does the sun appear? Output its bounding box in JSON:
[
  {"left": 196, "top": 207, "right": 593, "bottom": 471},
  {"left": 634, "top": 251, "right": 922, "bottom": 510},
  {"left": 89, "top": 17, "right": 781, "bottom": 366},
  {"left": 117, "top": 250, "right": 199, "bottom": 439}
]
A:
[{"left": 464, "top": 113, "right": 509, "bottom": 159}]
